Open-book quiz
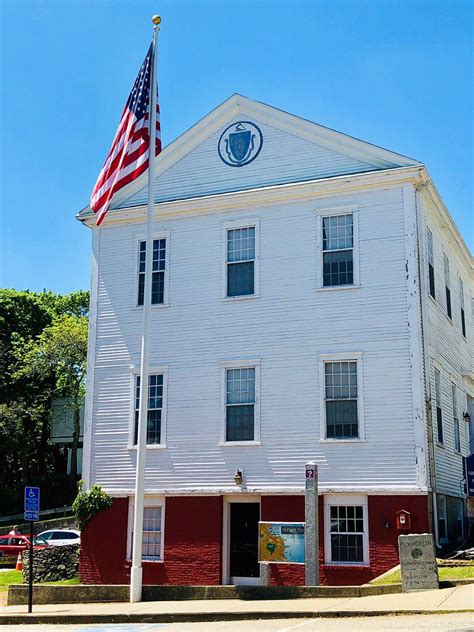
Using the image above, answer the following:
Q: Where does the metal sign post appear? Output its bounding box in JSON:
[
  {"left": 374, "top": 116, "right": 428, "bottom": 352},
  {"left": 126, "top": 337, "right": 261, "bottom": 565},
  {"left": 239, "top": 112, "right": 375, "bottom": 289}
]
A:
[
  {"left": 24, "top": 486, "right": 40, "bottom": 613},
  {"left": 304, "top": 462, "right": 319, "bottom": 585}
]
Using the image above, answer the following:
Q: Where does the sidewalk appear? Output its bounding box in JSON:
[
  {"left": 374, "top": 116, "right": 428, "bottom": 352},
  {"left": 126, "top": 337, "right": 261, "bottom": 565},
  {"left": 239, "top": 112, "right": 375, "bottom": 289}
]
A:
[{"left": 0, "top": 584, "right": 472, "bottom": 625}]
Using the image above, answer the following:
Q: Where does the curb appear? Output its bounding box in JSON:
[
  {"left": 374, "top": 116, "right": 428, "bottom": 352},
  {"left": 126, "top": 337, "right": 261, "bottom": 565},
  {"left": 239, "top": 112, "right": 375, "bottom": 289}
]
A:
[{"left": 0, "top": 608, "right": 473, "bottom": 625}]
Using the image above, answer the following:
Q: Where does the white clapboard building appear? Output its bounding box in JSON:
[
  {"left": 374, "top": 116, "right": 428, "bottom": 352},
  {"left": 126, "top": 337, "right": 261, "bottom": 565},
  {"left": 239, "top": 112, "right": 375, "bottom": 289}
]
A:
[{"left": 77, "top": 95, "right": 473, "bottom": 586}]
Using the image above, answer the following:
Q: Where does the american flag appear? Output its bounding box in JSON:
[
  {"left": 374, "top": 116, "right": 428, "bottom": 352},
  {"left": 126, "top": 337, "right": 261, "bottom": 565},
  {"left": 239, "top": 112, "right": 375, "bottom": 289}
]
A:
[{"left": 90, "top": 44, "right": 161, "bottom": 225}]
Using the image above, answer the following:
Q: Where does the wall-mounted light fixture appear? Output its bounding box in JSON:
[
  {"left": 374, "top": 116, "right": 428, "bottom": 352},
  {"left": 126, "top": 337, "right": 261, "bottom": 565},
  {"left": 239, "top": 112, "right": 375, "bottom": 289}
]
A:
[
  {"left": 234, "top": 468, "right": 243, "bottom": 485},
  {"left": 463, "top": 411, "right": 471, "bottom": 424}
]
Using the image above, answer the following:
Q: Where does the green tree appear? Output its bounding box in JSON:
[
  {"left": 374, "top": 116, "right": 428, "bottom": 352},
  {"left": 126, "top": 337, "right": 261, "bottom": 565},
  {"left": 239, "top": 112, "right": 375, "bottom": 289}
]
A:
[
  {"left": 15, "top": 314, "right": 88, "bottom": 484},
  {"left": 0, "top": 289, "right": 89, "bottom": 513}
]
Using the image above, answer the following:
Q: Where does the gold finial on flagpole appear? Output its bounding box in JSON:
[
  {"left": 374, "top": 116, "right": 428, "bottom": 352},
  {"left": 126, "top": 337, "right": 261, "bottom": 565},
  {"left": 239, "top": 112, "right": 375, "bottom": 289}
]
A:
[{"left": 152, "top": 15, "right": 161, "bottom": 26}]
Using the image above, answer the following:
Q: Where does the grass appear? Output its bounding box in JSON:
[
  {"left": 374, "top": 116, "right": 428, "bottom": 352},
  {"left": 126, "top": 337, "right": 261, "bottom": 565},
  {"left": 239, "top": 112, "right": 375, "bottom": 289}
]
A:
[
  {"left": 0, "top": 570, "right": 80, "bottom": 591},
  {"left": 0, "top": 570, "right": 23, "bottom": 590},
  {"left": 371, "top": 564, "right": 474, "bottom": 585}
]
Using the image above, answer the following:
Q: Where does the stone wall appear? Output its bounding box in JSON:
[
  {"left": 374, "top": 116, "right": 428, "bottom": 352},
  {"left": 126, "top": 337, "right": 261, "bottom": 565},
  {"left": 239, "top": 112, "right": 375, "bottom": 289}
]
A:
[
  {"left": 22, "top": 544, "right": 79, "bottom": 583},
  {"left": 2, "top": 515, "right": 76, "bottom": 536}
]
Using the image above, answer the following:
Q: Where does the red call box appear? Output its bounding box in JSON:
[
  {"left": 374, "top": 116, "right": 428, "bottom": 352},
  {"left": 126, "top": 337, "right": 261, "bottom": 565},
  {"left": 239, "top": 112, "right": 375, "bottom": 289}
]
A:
[{"left": 396, "top": 509, "right": 411, "bottom": 530}]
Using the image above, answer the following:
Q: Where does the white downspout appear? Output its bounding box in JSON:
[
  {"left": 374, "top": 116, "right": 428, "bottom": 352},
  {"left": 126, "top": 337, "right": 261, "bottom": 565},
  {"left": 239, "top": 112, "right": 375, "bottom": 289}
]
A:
[{"left": 415, "top": 183, "right": 440, "bottom": 548}]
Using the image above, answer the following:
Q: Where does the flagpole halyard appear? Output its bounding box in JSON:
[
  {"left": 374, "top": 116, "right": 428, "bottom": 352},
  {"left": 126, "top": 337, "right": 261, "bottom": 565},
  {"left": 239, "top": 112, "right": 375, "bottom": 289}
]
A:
[{"left": 130, "top": 15, "right": 161, "bottom": 604}]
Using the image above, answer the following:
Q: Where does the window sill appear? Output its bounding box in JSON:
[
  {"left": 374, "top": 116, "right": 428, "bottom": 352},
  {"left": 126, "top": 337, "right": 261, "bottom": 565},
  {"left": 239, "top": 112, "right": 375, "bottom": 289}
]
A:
[
  {"left": 436, "top": 442, "right": 445, "bottom": 449},
  {"left": 322, "top": 562, "right": 370, "bottom": 568},
  {"left": 316, "top": 285, "right": 361, "bottom": 292},
  {"left": 128, "top": 444, "right": 167, "bottom": 450},
  {"left": 445, "top": 315, "right": 453, "bottom": 325},
  {"left": 428, "top": 294, "right": 437, "bottom": 306},
  {"left": 219, "top": 441, "right": 262, "bottom": 447},
  {"left": 131, "top": 304, "right": 170, "bottom": 311},
  {"left": 319, "top": 438, "right": 366, "bottom": 444},
  {"left": 222, "top": 294, "right": 261, "bottom": 302},
  {"left": 126, "top": 558, "right": 164, "bottom": 564}
]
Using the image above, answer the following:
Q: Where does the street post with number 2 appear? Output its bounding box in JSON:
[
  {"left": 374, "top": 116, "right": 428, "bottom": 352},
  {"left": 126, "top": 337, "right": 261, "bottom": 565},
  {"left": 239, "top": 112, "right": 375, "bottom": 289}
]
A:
[{"left": 305, "top": 462, "right": 319, "bottom": 585}]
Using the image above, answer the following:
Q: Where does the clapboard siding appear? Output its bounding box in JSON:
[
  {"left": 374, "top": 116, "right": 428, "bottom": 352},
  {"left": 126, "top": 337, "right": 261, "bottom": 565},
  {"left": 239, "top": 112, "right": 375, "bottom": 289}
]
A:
[
  {"left": 422, "top": 195, "right": 473, "bottom": 498},
  {"left": 88, "top": 184, "right": 423, "bottom": 494},
  {"left": 116, "top": 118, "right": 377, "bottom": 209}
]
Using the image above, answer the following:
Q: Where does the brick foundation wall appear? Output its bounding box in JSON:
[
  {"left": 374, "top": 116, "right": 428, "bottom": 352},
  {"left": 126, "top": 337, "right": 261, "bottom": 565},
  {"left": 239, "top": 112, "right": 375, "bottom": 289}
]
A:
[
  {"left": 141, "top": 496, "right": 222, "bottom": 585},
  {"left": 80, "top": 493, "right": 430, "bottom": 586},
  {"left": 79, "top": 497, "right": 129, "bottom": 584},
  {"left": 80, "top": 496, "right": 222, "bottom": 585},
  {"left": 262, "top": 494, "right": 430, "bottom": 586}
]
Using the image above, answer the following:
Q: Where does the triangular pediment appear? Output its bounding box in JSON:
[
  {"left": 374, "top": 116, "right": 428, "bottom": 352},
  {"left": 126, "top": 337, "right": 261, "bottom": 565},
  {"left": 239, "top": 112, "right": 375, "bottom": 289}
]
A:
[{"left": 79, "top": 94, "right": 421, "bottom": 217}]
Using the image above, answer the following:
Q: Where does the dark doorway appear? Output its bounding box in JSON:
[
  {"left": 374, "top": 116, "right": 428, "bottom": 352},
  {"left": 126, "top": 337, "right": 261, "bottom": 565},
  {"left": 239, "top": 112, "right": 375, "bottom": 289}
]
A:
[{"left": 229, "top": 502, "right": 260, "bottom": 580}]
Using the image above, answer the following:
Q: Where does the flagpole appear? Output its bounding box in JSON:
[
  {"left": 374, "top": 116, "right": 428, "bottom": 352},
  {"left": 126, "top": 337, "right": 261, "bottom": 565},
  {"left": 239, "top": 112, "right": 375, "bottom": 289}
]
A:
[{"left": 130, "top": 15, "right": 161, "bottom": 604}]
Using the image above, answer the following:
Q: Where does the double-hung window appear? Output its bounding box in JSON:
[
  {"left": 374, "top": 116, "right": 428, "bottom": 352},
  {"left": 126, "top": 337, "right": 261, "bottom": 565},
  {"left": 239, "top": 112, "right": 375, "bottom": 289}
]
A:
[
  {"left": 324, "top": 360, "right": 359, "bottom": 439},
  {"left": 459, "top": 278, "right": 466, "bottom": 338},
  {"left": 225, "top": 366, "right": 257, "bottom": 442},
  {"left": 452, "top": 382, "right": 461, "bottom": 452},
  {"left": 324, "top": 496, "right": 368, "bottom": 565},
  {"left": 330, "top": 505, "right": 364, "bottom": 563},
  {"left": 226, "top": 226, "right": 256, "bottom": 298},
  {"left": 322, "top": 214, "right": 354, "bottom": 287},
  {"left": 137, "top": 238, "right": 167, "bottom": 306},
  {"left": 434, "top": 368, "right": 443, "bottom": 444},
  {"left": 444, "top": 254, "right": 452, "bottom": 319},
  {"left": 456, "top": 499, "right": 464, "bottom": 541},
  {"left": 142, "top": 506, "right": 163, "bottom": 560},
  {"left": 427, "top": 228, "right": 435, "bottom": 299},
  {"left": 133, "top": 373, "right": 164, "bottom": 446},
  {"left": 128, "top": 499, "right": 164, "bottom": 561},
  {"left": 437, "top": 494, "right": 447, "bottom": 543}
]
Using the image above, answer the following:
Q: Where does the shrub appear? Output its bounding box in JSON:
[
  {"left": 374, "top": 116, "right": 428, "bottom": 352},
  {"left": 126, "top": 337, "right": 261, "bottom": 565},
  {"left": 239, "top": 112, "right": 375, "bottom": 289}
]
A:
[{"left": 72, "top": 481, "right": 113, "bottom": 529}]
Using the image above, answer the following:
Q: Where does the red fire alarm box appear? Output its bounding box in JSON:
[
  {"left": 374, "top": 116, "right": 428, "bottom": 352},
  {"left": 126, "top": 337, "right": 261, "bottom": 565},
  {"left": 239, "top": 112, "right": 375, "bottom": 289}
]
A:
[{"left": 396, "top": 509, "right": 411, "bottom": 530}]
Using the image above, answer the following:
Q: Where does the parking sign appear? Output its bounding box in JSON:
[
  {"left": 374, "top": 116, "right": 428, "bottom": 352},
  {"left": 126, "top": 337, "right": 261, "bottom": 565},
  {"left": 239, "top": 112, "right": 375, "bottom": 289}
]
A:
[{"left": 24, "top": 486, "right": 40, "bottom": 521}]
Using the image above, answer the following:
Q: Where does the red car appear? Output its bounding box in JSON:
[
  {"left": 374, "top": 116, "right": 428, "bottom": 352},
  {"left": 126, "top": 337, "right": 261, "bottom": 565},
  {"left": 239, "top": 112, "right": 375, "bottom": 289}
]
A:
[{"left": 0, "top": 534, "right": 46, "bottom": 562}]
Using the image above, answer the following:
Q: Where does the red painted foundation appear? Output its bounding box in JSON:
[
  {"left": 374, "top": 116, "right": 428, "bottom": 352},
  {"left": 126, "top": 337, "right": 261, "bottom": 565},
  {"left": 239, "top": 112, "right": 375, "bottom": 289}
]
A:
[{"left": 80, "top": 493, "right": 430, "bottom": 586}]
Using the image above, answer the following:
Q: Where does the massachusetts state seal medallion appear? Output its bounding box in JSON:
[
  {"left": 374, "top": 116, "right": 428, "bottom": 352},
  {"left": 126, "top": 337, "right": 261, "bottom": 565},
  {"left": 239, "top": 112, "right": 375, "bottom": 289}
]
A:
[{"left": 218, "top": 121, "right": 263, "bottom": 167}]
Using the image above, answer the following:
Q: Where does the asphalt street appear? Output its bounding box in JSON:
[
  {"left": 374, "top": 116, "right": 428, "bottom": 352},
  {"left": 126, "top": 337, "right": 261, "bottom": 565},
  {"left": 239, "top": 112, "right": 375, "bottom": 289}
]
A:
[{"left": 2, "top": 613, "right": 474, "bottom": 632}]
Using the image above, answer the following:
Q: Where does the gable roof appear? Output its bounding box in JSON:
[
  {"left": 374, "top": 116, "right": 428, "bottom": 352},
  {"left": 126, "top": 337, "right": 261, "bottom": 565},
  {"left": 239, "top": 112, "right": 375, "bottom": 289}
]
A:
[{"left": 78, "top": 93, "right": 421, "bottom": 218}]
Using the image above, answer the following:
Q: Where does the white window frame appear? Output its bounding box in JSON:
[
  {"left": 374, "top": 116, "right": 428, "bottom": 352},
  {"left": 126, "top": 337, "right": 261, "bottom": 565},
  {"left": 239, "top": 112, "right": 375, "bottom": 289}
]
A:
[
  {"left": 133, "top": 230, "right": 170, "bottom": 309},
  {"left": 456, "top": 498, "right": 464, "bottom": 542},
  {"left": 434, "top": 365, "right": 444, "bottom": 446},
  {"left": 426, "top": 227, "right": 436, "bottom": 300},
  {"left": 459, "top": 277, "right": 466, "bottom": 338},
  {"left": 128, "top": 366, "right": 169, "bottom": 449},
  {"left": 324, "top": 494, "right": 369, "bottom": 565},
  {"left": 127, "top": 495, "right": 165, "bottom": 562},
  {"left": 220, "top": 359, "right": 261, "bottom": 446},
  {"left": 319, "top": 352, "right": 365, "bottom": 442},
  {"left": 452, "top": 381, "right": 461, "bottom": 453},
  {"left": 222, "top": 219, "right": 260, "bottom": 301},
  {"left": 437, "top": 494, "right": 448, "bottom": 544},
  {"left": 315, "top": 205, "right": 360, "bottom": 290},
  {"left": 443, "top": 253, "right": 452, "bottom": 320}
]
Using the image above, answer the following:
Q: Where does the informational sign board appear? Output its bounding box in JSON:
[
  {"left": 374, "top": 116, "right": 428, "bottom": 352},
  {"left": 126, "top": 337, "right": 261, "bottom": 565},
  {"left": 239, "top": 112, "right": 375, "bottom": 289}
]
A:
[
  {"left": 24, "top": 486, "right": 40, "bottom": 522},
  {"left": 258, "top": 522, "right": 305, "bottom": 564}
]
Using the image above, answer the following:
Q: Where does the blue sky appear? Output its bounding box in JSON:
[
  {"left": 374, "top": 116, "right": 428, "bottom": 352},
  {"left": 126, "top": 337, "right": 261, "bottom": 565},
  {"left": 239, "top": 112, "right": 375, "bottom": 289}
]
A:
[{"left": 1, "top": 0, "right": 472, "bottom": 294}]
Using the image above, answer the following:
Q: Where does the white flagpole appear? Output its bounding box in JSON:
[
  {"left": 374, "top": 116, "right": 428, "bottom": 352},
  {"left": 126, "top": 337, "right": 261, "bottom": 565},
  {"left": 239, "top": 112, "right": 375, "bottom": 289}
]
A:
[{"left": 130, "top": 15, "right": 161, "bottom": 604}]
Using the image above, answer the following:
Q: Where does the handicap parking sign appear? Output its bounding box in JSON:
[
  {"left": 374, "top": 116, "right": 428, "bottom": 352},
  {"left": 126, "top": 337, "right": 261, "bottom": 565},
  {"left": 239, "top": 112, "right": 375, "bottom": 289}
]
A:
[{"left": 24, "top": 486, "right": 40, "bottom": 521}]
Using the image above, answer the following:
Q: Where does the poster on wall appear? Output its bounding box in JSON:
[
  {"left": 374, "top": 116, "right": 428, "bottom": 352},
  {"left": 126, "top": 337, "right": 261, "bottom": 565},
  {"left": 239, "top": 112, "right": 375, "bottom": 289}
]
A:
[{"left": 258, "top": 522, "right": 305, "bottom": 564}]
